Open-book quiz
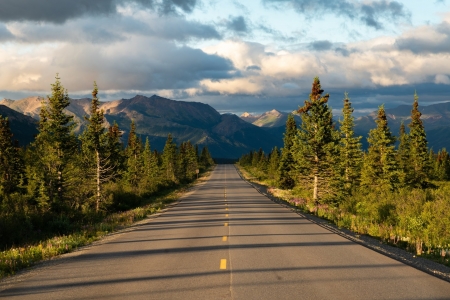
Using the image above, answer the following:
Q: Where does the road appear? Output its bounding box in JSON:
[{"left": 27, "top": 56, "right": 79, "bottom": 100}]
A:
[{"left": 1, "top": 164, "right": 450, "bottom": 299}]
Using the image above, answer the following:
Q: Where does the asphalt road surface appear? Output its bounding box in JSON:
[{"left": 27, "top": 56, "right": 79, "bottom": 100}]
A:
[{"left": 1, "top": 165, "right": 450, "bottom": 299}]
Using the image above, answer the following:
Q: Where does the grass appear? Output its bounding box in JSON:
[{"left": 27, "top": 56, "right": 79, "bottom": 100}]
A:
[{"left": 0, "top": 170, "right": 212, "bottom": 279}]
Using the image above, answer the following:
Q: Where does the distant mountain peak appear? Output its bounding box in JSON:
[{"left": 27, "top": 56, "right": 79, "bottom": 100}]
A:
[{"left": 241, "top": 112, "right": 254, "bottom": 117}]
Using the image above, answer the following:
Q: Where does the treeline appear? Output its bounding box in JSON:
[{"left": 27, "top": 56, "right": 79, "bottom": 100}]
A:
[
  {"left": 239, "top": 77, "right": 450, "bottom": 258},
  {"left": 0, "top": 76, "right": 214, "bottom": 248}
]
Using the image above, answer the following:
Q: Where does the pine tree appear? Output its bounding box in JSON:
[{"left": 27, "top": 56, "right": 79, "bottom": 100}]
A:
[
  {"left": 125, "top": 120, "right": 143, "bottom": 189},
  {"left": 162, "top": 134, "right": 177, "bottom": 182},
  {"left": 33, "top": 74, "right": 76, "bottom": 209},
  {"left": 79, "top": 83, "right": 114, "bottom": 212},
  {"left": 105, "top": 121, "right": 124, "bottom": 177},
  {"left": 268, "top": 147, "right": 280, "bottom": 179},
  {"left": 337, "top": 93, "right": 362, "bottom": 195},
  {"left": 293, "top": 77, "right": 338, "bottom": 202},
  {"left": 0, "top": 116, "right": 24, "bottom": 197},
  {"left": 142, "top": 137, "right": 158, "bottom": 186},
  {"left": 360, "top": 105, "right": 398, "bottom": 190},
  {"left": 397, "top": 122, "right": 410, "bottom": 186},
  {"left": 408, "top": 92, "right": 429, "bottom": 187},
  {"left": 434, "top": 149, "right": 450, "bottom": 180},
  {"left": 277, "top": 114, "right": 297, "bottom": 189},
  {"left": 183, "top": 141, "right": 199, "bottom": 180},
  {"left": 200, "top": 146, "right": 214, "bottom": 168}
]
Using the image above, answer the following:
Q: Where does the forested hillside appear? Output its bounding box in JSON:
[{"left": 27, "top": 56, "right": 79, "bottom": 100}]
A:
[{"left": 239, "top": 77, "right": 450, "bottom": 267}]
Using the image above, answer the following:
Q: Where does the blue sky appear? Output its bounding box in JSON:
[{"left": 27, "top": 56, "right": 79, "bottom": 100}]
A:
[{"left": 0, "top": 0, "right": 449, "bottom": 116}]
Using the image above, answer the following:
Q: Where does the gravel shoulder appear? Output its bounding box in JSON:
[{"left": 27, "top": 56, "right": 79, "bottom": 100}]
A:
[{"left": 235, "top": 166, "right": 450, "bottom": 283}]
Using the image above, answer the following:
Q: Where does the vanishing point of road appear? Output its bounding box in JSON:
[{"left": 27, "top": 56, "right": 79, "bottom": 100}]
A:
[{"left": 1, "top": 165, "right": 449, "bottom": 299}]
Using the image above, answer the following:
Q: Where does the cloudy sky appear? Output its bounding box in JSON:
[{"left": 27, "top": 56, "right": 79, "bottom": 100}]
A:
[{"left": 0, "top": 0, "right": 449, "bottom": 115}]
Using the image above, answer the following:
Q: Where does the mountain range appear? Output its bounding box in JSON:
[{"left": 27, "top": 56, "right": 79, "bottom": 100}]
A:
[
  {"left": 0, "top": 95, "right": 282, "bottom": 158},
  {"left": 1, "top": 95, "right": 450, "bottom": 158}
]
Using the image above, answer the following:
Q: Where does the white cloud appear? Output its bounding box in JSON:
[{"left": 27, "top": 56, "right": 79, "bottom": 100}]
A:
[{"left": 435, "top": 74, "right": 450, "bottom": 85}]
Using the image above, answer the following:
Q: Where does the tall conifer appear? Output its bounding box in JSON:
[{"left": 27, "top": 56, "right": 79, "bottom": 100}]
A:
[
  {"left": 277, "top": 114, "right": 296, "bottom": 189},
  {"left": 338, "top": 93, "right": 362, "bottom": 195},
  {"left": 408, "top": 93, "right": 429, "bottom": 187},
  {"left": 34, "top": 74, "right": 76, "bottom": 208},
  {"left": 162, "top": 134, "right": 177, "bottom": 182},
  {"left": 79, "top": 83, "right": 113, "bottom": 211},
  {"left": 0, "top": 116, "right": 23, "bottom": 197},
  {"left": 294, "top": 77, "right": 337, "bottom": 202},
  {"left": 360, "top": 105, "right": 398, "bottom": 190}
]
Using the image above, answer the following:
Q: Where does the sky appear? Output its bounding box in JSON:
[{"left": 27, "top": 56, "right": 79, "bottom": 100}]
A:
[{"left": 0, "top": 0, "right": 449, "bottom": 116}]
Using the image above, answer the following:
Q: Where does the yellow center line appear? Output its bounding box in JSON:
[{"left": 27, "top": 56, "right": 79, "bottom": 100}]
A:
[
  {"left": 225, "top": 214, "right": 228, "bottom": 217},
  {"left": 225, "top": 208, "right": 228, "bottom": 210},
  {"left": 224, "top": 222, "right": 228, "bottom": 226},
  {"left": 220, "top": 259, "right": 227, "bottom": 270},
  {"left": 222, "top": 236, "right": 228, "bottom": 241}
]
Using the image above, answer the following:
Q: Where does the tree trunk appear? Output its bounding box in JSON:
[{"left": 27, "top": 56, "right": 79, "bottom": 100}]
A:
[
  {"left": 313, "top": 155, "right": 318, "bottom": 202},
  {"left": 96, "top": 150, "right": 101, "bottom": 213}
]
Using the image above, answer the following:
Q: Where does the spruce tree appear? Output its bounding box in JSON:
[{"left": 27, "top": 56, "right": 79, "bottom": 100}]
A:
[
  {"left": 268, "top": 147, "right": 280, "bottom": 179},
  {"left": 79, "top": 83, "right": 112, "bottom": 212},
  {"left": 125, "top": 120, "right": 143, "bottom": 189},
  {"left": 0, "top": 116, "right": 24, "bottom": 197},
  {"left": 277, "top": 114, "right": 297, "bottom": 189},
  {"left": 338, "top": 93, "right": 362, "bottom": 195},
  {"left": 408, "top": 92, "right": 429, "bottom": 187},
  {"left": 293, "top": 77, "right": 338, "bottom": 202},
  {"left": 434, "top": 149, "right": 450, "bottom": 180},
  {"left": 397, "top": 122, "right": 410, "bottom": 186},
  {"left": 200, "top": 146, "right": 214, "bottom": 168},
  {"left": 142, "top": 137, "right": 158, "bottom": 186},
  {"left": 360, "top": 105, "right": 398, "bottom": 190},
  {"left": 105, "top": 121, "right": 124, "bottom": 177},
  {"left": 33, "top": 74, "right": 76, "bottom": 208},
  {"left": 162, "top": 134, "right": 177, "bottom": 182}
]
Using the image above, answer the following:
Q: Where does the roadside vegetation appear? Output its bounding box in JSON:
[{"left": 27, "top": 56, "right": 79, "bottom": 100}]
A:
[
  {"left": 239, "top": 77, "right": 450, "bottom": 267},
  {"left": 0, "top": 75, "right": 215, "bottom": 278}
]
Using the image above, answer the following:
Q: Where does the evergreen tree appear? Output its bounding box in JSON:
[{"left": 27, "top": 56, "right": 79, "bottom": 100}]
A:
[
  {"left": 125, "top": 120, "right": 143, "bottom": 189},
  {"left": 408, "top": 92, "right": 429, "bottom": 187},
  {"left": 293, "top": 77, "right": 338, "bottom": 202},
  {"left": 434, "top": 148, "right": 450, "bottom": 180},
  {"left": 338, "top": 93, "right": 362, "bottom": 195},
  {"left": 142, "top": 137, "right": 158, "bottom": 186},
  {"left": 0, "top": 116, "right": 24, "bottom": 197},
  {"left": 105, "top": 121, "right": 124, "bottom": 178},
  {"left": 79, "top": 83, "right": 113, "bottom": 212},
  {"left": 360, "top": 105, "right": 398, "bottom": 190},
  {"left": 397, "top": 122, "right": 410, "bottom": 186},
  {"left": 162, "top": 134, "right": 177, "bottom": 182},
  {"left": 33, "top": 74, "right": 76, "bottom": 209},
  {"left": 268, "top": 147, "right": 280, "bottom": 179},
  {"left": 277, "top": 114, "right": 297, "bottom": 189},
  {"left": 200, "top": 146, "right": 214, "bottom": 168},
  {"left": 185, "top": 141, "right": 199, "bottom": 180}
]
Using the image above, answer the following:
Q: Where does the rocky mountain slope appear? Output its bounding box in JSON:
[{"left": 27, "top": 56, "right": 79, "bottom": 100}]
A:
[
  {"left": 0, "top": 105, "right": 38, "bottom": 146},
  {"left": 1, "top": 95, "right": 283, "bottom": 158},
  {"left": 240, "top": 109, "right": 301, "bottom": 127}
]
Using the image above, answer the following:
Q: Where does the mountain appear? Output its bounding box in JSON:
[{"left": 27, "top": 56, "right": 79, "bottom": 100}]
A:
[
  {"left": 240, "top": 112, "right": 260, "bottom": 123},
  {"left": 241, "top": 109, "right": 301, "bottom": 128},
  {"left": 1, "top": 95, "right": 283, "bottom": 159},
  {"left": 0, "top": 105, "right": 38, "bottom": 146}
]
